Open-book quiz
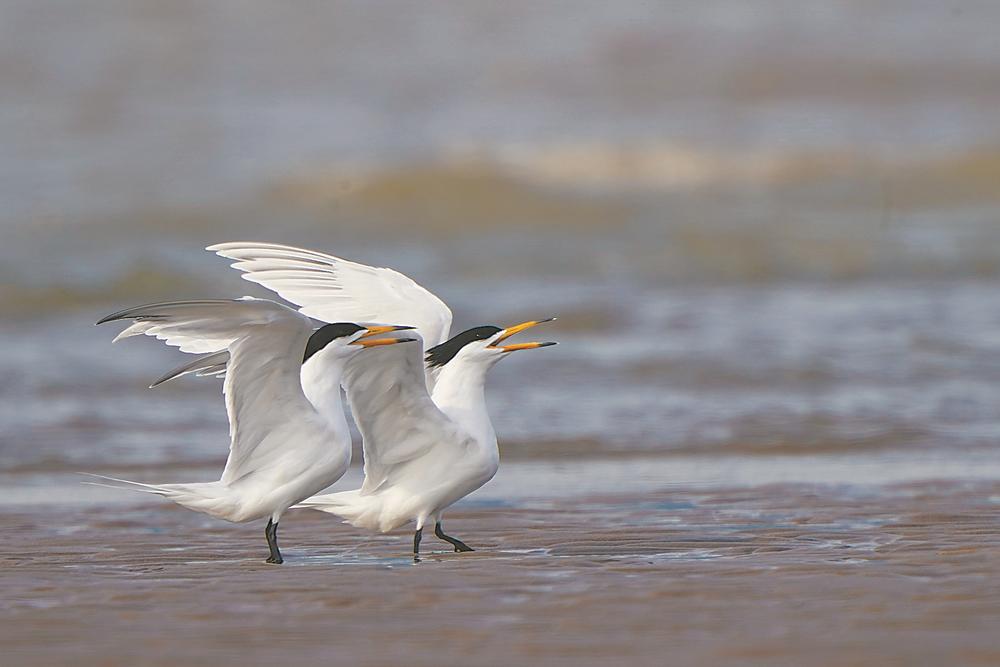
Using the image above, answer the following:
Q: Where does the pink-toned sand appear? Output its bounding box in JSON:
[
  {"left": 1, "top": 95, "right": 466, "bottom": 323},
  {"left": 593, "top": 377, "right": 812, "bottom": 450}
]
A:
[{"left": 3, "top": 481, "right": 999, "bottom": 666}]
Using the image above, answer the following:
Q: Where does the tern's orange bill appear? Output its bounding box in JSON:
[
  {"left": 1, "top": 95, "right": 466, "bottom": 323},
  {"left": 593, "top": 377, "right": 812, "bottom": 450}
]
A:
[
  {"left": 352, "top": 337, "right": 417, "bottom": 348},
  {"left": 496, "top": 341, "right": 557, "bottom": 352},
  {"left": 491, "top": 317, "right": 556, "bottom": 345},
  {"left": 488, "top": 317, "right": 557, "bottom": 351},
  {"left": 361, "top": 325, "right": 415, "bottom": 338}
]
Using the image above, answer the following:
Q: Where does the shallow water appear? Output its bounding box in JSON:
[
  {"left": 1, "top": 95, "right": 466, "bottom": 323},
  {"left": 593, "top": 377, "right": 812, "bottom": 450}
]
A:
[{"left": 5, "top": 278, "right": 1000, "bottom": 473}]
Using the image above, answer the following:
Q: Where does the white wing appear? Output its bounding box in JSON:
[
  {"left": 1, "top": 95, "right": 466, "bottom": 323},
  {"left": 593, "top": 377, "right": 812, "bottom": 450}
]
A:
[
  {"left": 342, "top": 331, "right": 472, "bottom": 495},
  {"left": 100, "top": 298, "right": 333, "bottom": 484},
  {"left": 207, "top": 242, "right": 453, "bottom": 349},
  {"left": 100, "top": 298, "right": 262, "bottom": 354}
]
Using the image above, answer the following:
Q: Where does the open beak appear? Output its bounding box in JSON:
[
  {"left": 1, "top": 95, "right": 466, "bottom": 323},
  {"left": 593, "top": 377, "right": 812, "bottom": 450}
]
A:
[
  {"left": 351, "top": 325, "right": 417, "bottom": 347},
  {"left": 488, "top": 317, "right": 557, "bottom": 352}
]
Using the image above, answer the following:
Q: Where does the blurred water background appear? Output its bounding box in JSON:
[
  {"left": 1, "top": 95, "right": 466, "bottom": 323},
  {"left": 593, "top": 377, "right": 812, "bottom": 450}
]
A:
[{"left": 3, "top": 1, "right": 1000, "bottom": 497}]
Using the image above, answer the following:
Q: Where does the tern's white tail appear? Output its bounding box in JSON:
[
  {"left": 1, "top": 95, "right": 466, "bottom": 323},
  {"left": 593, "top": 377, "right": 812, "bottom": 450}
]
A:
[
  {"left": 83, "top": 474, "right": 246, "bottom": 522},
  {"left": 296, "top": 490, "right": 396, "bottom": 532}
]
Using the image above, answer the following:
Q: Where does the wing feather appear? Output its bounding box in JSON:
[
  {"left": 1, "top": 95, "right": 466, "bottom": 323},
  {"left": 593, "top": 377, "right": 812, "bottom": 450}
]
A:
[
  {"left": 149, "top": 350, "right": 231, "bottom": 388},
  {"left": 342, "top": 332, "right": 469, "bottom": 495},
  {"left": 100, "top": 299, "right": 257, "bottom": 354},
  {"left": 207, "top": 242, "right": 453, "bottom": 349},
  {"left": 99, "top": 298, "right": 330, "bottom": 483}
]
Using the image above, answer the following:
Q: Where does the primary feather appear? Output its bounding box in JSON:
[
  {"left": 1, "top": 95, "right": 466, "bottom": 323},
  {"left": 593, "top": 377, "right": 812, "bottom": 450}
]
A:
[
  {"left": 207, "top": 242, "right": 453, "bottom": 350},
  {"left": 95, "top": 298, "right": 353, "bottom": 523}
]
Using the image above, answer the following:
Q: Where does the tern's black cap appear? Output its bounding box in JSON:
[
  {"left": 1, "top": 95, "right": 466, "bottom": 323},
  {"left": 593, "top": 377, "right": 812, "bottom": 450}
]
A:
[
  {"left": 303, "top": 323, "right": 366, "bottom": 362},
  {"left": 425, "top": 326, "right": 501, "bottom": 368}
]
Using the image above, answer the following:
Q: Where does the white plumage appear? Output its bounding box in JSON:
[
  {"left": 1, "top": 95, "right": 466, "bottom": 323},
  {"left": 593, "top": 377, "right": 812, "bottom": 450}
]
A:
[
  {"left": 207, "top": 242, "right": 454, "bottom": 350},
  {"left": 93, "top": 297, "right": 414, "bottom": 563},
  {"left": 202, "top": 243, "right": 557, "bottom": 556},
  {"left": 134, "top": 243, "right": 556, "bottom": 557},
  {"left": 297, "top": 322, "right": 555, "bottom": 556}
]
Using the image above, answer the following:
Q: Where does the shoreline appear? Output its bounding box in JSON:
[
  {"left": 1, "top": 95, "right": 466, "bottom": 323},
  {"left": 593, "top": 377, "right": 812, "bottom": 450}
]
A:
[{"left": 4, "top": 448, "right": 1000, "bottom": 510}]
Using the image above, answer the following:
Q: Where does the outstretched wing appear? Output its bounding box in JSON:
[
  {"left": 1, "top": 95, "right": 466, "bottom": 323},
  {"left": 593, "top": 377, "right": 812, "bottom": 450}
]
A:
[
  {"left": 342, "top": 331, "right": 470, "bottom": 495},
  {"left": 99, "top": 299, "right": 261, "bottom": 354},
  {"left": 99, "top": 298, "right": 330, "bottom": 484},
  {"left": 207, "top": 242, "right": 453, "bottom": 349}
]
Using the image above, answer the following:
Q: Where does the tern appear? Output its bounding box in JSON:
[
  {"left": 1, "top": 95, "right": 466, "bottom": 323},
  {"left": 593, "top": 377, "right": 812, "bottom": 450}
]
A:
[
  {"left": 91, "top": 298, "right": 414, "bottom": 564},
  {"left": 156, "top": 242, "right": 558, "bottom": 555},
  {"left": 296, "top": 320, "right": 556, "bottom": 557}
]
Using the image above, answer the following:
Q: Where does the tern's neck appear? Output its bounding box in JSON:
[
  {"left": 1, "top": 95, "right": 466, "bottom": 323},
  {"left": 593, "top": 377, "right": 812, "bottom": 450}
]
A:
[
  {"left": 431, "top": 359, "right": 496, "bottom": 447},
  {"left": 300, "top": 355, "right": 349, "bottom": 435}
]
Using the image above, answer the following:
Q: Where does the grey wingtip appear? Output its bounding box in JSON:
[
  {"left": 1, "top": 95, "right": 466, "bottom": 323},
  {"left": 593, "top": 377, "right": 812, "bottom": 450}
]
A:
[
  {"left": 148, "top": 376, "right": 172, "bottom": 389},
  {"left": 96, "top": 305, "right": 141, "bottom": 325}
]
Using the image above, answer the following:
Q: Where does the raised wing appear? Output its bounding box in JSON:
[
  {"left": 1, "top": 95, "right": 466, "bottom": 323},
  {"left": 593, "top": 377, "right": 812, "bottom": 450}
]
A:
[
  {"left": 99, "top": 298, "right": 330, "bottom": 484},
  {"left": 99, "top": 299, "right": 262, "bottom": 354},
  {"left": 342, "top": 331, "right": 471, "bottom": 495},
  {"left": 207, "top": 242, "right": 453, "bottom": 349}
]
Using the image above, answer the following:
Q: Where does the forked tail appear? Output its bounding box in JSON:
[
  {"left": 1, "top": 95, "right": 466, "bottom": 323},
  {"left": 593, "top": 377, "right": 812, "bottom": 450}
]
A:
[
  {"left": 81, "top": 473, "right": 176, "bottom": 496},
  {"left": 81, "top": 473, "right": 240, "bottom": 522}
]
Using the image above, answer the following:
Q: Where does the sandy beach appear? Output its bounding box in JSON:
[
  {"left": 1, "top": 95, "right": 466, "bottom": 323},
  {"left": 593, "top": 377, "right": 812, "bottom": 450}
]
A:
[{"left": 4, "top": 479, "right": 999, "bottom": 666}]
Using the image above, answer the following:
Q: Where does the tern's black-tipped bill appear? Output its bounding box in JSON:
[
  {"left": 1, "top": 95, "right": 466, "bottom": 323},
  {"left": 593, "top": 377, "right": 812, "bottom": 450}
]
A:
[
  {"left": 500, "top": 341, "right": 557, "bottom": 351},
  {"left": 352, "top": 336, "right": 419, "bottom": 348},
  {"left": 487, "top": 317, "right": 558, "bottom": 351},
  {"left": 360, "top": 325, "right": 416, "bottom": 337}
]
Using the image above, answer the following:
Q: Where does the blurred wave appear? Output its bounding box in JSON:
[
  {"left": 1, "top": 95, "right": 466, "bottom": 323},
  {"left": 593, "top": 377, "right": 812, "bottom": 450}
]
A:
[
  {"left": 3, "top": 1, "right": 1000, "bottom": 476},
  {"left": 5, "top": 141, "right": 1000, "bottom": 319},
  {"left": 5, "top": 280, "right": 1000, "bottom": 474}
]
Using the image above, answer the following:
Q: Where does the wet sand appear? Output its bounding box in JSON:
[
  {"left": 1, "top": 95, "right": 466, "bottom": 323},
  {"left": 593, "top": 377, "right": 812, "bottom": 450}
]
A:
[{"left": 4, "top": 481, "right": 999, "bottom": 666}]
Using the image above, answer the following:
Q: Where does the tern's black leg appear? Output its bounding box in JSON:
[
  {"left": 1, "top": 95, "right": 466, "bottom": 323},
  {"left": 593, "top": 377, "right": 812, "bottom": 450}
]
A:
[
  {"left": 435, "top": 522, "right": 474, "bottom": 552},
  {"left": 413, "top": 526, "right": 423, "bottom": 560},
  {"left": 264, "top": 518, "right": 283, "bottom": 564}
]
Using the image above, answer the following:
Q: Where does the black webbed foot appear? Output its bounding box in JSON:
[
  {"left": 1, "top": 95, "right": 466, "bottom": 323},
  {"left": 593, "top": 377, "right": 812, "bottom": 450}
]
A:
[
  {"left": 435, "top": 522, "right": 474, "bottom": 552},
  {"left": 264, "top": 518, "right": 284, "bottom": 564}
]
